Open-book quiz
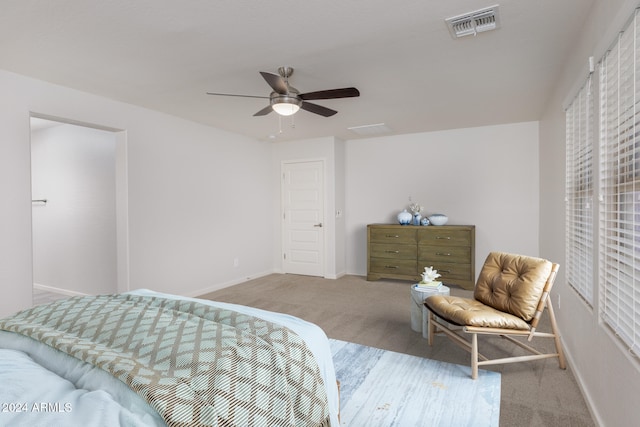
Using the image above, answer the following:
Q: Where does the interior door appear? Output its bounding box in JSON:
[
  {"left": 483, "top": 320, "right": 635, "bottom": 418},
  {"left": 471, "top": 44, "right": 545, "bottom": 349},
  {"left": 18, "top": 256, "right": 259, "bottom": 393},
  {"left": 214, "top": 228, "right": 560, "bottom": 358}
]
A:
[{"left": 282, "top": 160, "right": 325, "bottom": 277}]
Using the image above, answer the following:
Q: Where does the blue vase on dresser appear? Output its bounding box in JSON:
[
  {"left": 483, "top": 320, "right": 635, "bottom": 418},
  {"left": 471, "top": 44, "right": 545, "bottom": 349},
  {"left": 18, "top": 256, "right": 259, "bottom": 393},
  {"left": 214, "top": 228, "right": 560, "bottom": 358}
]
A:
[{"left": 413, "top": 213, "right": 422, "bottom": 226}]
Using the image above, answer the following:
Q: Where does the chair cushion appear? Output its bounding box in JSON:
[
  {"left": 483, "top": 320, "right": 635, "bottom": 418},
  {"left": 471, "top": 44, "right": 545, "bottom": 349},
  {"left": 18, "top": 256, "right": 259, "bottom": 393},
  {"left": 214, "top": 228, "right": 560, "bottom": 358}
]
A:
[
  {"left": 473, "top": 252, "right": 552, "bottom": 322},
  {"left": 425, "top": 295, "right": 531, "bottom": 330}
]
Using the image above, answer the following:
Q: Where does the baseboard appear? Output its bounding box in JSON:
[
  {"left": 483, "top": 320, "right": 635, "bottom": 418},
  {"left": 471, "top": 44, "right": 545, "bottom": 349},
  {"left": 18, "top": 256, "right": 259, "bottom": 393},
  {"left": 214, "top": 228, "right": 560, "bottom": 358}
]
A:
[
  {"left": 324, "top": 271, "right": 346, "bottom": 280},
  {"left": 33, "top": 283, "right": 89, "bottom": 297},
  {"left": 187, "top": 269, "right": 276, "bottom": 298},
  {"left": 558, "top": 337, "right": 603, "bottom": 427}
]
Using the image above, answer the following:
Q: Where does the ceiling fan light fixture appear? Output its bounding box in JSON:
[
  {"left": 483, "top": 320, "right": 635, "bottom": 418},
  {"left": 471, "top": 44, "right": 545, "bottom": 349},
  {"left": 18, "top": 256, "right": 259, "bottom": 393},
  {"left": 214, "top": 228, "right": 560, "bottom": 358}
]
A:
[
  {"left": 271, "top": 95, "right": 302, "bottom": 116},
  {"left": 208, "top": 66, "right": 359, "bottom": 118}
]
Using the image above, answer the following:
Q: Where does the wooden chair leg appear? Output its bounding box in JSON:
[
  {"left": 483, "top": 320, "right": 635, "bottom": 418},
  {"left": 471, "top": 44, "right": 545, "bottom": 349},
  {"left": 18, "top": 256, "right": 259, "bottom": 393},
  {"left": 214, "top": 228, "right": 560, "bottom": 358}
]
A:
[
  {"left": 427, "top": 310, "right": 436, "bottom": 345},
  {"left": 545, "top": 299, "right": 567, "bottom": 369},
  {"left": 471, "top": 333, "right": 478, "bottom": 380}
]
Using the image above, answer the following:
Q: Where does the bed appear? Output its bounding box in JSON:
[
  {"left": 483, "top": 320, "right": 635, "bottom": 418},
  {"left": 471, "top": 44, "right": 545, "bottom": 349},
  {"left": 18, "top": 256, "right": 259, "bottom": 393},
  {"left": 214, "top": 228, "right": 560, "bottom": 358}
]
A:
[{"left": 0, "top": 289, "right": 340, "bottom": 426}]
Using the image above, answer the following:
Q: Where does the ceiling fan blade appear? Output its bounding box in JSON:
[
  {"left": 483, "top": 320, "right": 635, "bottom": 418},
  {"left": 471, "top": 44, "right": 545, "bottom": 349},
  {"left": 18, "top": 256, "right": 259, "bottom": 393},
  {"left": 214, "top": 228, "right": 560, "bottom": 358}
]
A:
[
  {"left": 206, "top": 92, "right": 268, "bottom": 99},
  {"left": 253, "top": 105, "right": 273, "bottom": 116},
  {"left": 299, "top": 87, "right": 360, "bottom": 100},
  {"left": 301, "top": 101, "right": 337, "bottom": 117},
  {"left": 260, "top": 72, "right": 288, "bottom": 94}
]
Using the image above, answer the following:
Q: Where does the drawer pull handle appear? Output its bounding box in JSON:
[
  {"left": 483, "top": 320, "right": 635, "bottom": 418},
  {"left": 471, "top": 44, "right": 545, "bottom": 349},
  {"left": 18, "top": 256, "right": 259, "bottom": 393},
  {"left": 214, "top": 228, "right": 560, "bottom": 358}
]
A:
[
  {"left": 436, "top": 236, "right": 451, "bottom": 240},
  {"left": 385, "top": 250, "right": 400, "bottom": 254},
  {"left": 436, "top": 252, "right": 451, "bottom": 256},
  {"left": 439, "top": 269, "right": 451, "bottom": 273},
  {"left": 385, "top": 234, "right": 400, "bottom": 238},
  {"left": 384, "top": 265, "right": 399, "bottom": 269}
]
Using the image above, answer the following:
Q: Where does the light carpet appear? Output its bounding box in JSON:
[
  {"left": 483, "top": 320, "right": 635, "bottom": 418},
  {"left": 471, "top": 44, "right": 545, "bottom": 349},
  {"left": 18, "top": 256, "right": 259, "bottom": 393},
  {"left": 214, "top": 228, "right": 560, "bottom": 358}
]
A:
[{"left": 330, "top": 339, "right": 501, "bottom": 427}]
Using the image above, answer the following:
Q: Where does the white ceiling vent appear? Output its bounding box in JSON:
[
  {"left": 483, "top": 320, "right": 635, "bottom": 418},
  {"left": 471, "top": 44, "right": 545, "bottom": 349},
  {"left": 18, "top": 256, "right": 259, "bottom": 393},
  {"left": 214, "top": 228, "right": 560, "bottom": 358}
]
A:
[
  {"left": 347, "top": 123, "right": 393, "bottom": 136},
  {"left": 445, "top": 4, "right": 500, "bottom": 39}
]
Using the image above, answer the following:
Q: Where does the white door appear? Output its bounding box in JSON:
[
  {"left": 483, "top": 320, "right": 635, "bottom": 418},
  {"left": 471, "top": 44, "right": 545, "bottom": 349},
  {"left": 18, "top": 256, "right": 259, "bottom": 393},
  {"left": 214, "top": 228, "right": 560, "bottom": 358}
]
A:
[{"left": 282, "top": 160, "right": 324, "bottom": 276}]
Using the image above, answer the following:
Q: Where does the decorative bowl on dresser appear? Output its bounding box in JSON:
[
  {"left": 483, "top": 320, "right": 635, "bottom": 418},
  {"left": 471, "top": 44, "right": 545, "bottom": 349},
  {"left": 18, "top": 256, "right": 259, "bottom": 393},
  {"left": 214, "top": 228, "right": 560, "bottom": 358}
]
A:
[{"left": 366, "top": 224, "right": 476, "bottom": 290}]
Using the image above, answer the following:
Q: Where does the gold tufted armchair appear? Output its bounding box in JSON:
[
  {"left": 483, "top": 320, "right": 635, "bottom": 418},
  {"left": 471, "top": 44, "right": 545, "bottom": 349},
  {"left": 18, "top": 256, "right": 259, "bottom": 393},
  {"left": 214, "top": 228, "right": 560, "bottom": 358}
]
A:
[{"left": 423, "top": 251, "right": 566, "bottom": 379}]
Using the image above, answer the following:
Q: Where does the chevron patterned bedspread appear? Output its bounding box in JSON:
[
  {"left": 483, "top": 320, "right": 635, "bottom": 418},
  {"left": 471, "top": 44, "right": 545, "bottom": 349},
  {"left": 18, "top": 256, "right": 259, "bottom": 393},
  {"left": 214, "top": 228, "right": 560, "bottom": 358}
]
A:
[{"left": 0, "top": 294, "right": 331, "bottom": 427}]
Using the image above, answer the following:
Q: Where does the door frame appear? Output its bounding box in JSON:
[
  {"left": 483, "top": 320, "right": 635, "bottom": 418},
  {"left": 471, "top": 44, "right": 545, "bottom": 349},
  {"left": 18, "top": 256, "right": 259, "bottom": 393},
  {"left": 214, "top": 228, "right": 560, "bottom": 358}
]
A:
[{"left": 29, "top": 113, "right": 130, "bottom": 294}]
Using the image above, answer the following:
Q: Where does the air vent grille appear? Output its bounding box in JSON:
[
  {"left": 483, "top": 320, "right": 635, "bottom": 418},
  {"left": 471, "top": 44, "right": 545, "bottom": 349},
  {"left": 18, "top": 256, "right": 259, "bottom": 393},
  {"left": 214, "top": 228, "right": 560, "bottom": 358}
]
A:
[
  {"left": 446, "top": 5, "right": 500, "bottom": 38},
  {"left": 347, "top": 123, "right": 393, "bottom": 136}
]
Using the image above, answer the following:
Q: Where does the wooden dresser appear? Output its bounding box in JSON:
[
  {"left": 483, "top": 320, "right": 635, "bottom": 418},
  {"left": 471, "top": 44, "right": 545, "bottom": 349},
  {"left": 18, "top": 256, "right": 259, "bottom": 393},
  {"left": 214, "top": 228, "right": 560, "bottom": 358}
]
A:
[{"left": 367, "top": 224, "right": 476, "bottom": 290}]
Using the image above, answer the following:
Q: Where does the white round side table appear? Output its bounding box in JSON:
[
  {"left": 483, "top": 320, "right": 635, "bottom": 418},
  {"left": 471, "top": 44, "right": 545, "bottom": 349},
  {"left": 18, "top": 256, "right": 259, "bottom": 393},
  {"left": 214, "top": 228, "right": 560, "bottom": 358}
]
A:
[{"left": 410, "top": 284, "right": 450, "bottom": 338}]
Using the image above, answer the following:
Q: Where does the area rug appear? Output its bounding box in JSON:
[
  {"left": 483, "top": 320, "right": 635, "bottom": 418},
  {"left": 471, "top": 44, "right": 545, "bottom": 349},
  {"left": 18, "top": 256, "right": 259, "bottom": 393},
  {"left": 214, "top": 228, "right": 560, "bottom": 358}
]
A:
[{"left": 329, "top": 339, "right": 501, "bottom": 427}]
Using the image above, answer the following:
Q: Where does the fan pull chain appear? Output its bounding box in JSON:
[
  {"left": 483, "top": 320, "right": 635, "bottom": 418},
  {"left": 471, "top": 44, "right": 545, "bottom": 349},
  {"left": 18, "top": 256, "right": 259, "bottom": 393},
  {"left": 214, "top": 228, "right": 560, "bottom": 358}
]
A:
[{"left": 275, "top": 112, "right": 297, "bottom": 136}]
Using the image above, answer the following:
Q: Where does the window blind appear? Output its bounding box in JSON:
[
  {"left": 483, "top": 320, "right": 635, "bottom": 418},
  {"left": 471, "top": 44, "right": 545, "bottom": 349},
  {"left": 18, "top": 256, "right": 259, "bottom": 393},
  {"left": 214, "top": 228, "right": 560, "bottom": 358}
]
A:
[
  {"left": 598, "top": 9, "right": 640, "bottom": 356},
  {"left": 566, "top": 76, "right": 595, "bottom": 305}
]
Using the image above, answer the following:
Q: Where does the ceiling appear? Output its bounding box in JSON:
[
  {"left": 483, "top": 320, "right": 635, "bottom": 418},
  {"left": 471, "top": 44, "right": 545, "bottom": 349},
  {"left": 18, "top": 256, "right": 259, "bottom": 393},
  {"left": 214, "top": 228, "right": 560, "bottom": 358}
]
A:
[{"left": 0, "top": 0, "right": 594, "bottom": 142}]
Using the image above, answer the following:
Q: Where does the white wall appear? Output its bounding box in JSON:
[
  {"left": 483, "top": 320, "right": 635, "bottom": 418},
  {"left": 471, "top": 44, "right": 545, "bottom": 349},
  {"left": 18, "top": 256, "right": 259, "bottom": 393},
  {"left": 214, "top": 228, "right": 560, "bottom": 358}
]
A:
[
  {"left": 334, "top": 139, "right": 347, "bottom": 277},
  {"left": 31, "top": 121, "right": 117, "bottom": 295},
  {"left": 0, "top": 72, "right": 33, "bottom": 316},
  {"left": 539, "top": 1, "right": 640, "bottom": 426},
  {"left": 125, "top": 117, "right": 273, "bottom": 294},
  {"left": 344, "top": 122, "right": 541, "bottom": 277},
  {"left": 0, "top": 69, "right": 274, "bottom": 317}
]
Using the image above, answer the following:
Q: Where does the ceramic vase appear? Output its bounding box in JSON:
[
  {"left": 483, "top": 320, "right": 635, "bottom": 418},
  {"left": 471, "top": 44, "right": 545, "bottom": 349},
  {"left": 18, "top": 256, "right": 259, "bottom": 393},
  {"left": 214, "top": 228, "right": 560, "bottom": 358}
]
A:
[
  {"left": 397, "top": 209, "right": 412, "bottom": 225},
  {"left": 413, "top": 213, "right": 422, "bottom": 225}
]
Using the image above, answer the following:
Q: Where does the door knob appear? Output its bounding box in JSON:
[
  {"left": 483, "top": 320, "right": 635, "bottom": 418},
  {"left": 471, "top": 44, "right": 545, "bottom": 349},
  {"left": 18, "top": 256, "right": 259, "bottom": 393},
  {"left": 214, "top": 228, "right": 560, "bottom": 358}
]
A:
[{"left": 314, "top": 223, "right": 323, "bottom": 228}]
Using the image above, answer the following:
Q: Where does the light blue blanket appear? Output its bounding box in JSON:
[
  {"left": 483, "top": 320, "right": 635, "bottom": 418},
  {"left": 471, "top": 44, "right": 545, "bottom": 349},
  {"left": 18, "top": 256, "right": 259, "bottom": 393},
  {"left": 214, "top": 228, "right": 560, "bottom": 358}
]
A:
[{"left": 0, "top": 290, "right": 340, "bottom": 427}]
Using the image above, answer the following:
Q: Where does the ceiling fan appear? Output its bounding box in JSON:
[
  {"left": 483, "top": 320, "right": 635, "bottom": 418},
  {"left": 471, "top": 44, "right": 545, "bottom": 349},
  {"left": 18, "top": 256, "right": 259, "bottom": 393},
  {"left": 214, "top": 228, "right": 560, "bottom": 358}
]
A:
[{"left": 206, "top": 66, "right": 360, "bottom": 117}]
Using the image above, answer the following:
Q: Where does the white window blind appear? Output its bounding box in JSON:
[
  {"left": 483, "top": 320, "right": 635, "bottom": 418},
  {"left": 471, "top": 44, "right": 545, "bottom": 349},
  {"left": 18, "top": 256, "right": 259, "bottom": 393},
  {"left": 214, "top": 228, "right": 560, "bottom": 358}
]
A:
[
  {"left": 599, "top": 9, "right": 640, "bottom": 356},
  {"left": 565, "top": 76, "right": 595, "bottom": 305}
]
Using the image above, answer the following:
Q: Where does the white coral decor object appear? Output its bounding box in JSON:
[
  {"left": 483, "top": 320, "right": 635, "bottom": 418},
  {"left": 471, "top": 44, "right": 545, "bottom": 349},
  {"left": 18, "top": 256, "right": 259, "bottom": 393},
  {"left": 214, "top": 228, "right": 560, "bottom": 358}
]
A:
[{"left": 420, "top": 266, "right": 441, "bottom": 284}]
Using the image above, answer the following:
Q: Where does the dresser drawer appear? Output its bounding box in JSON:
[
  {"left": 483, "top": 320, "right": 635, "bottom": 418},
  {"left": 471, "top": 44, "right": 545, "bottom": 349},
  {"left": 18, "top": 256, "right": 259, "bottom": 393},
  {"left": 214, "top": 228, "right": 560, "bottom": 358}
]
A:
[
  {"left": 370, "top": 243, "right": 417, "bottom": 259},
  {"left": 418, "top": 245, "right": 470, "bottom": 265},
  {"left": 369, "top": 227, "right": 417, "bottom": 245},
  {"left": 418, "top": 228, "right": 472, "bottom": 246},
  {"left": 421, "top": 261, "right": 472, "bottom": 283},
  {"left": 369, "top": 258, "right": 417, "bottom": 276}
]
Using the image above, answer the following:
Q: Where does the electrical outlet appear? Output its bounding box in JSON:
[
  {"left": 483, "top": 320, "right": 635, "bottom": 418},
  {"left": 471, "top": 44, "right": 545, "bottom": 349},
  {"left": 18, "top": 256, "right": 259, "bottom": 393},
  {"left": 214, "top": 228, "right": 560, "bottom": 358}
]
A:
[{"left": 233, "top": 258, "right": 239, "bottom": 268}]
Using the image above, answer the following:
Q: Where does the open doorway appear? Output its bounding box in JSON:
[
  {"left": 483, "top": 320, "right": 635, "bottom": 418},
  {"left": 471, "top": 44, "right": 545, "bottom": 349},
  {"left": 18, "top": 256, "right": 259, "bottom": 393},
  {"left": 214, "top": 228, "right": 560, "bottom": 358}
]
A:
[{"left": 30, "top": 116, "right": 128, "bottom": 304}]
